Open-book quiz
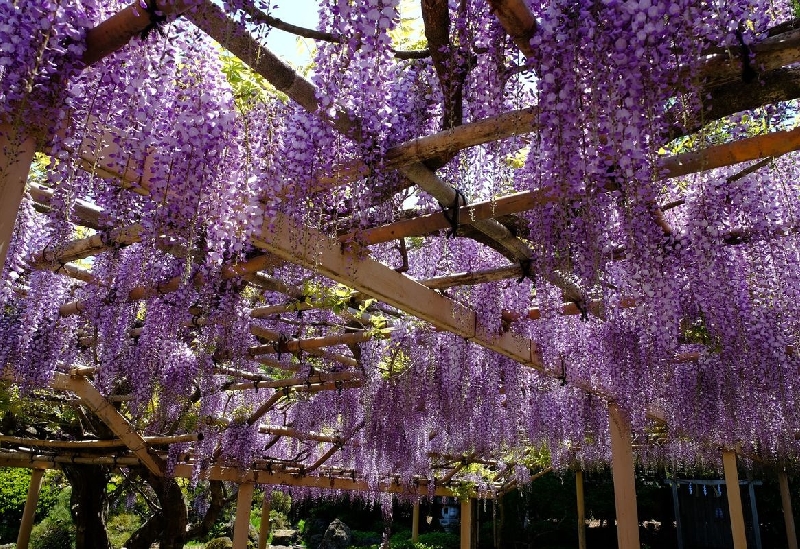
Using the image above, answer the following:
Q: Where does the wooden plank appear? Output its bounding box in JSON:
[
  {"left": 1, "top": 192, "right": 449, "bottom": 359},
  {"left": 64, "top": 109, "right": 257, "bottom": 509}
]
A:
[
  {"left": 259, "top": 493, "right": 271, "bottom": 549},
  {"left": 723, "top": 451, "right": 748, "bottom": 549},
  {"left": 233, "top": 483, "right": 255, "bottom": 549},
  {"left": 460, "top": 498, "right": 473, "bottom": 549},
  {"left": 252, "top": 212, "right": 544, "bottom": 371},
  {"left": 608, "top": 404, "right": 640, "bottom": 549},
  {"left": 16, "top": 468, "right": 44, "bottom": 549},
  {"left": 51, "top": 372, "right": 165, "bottom": 476},
  {"left": 576, "top": 470, "right": 587, "bottom": 549},
  {"left": 780, "top": 471, "right": 798, "bottom": 549}
]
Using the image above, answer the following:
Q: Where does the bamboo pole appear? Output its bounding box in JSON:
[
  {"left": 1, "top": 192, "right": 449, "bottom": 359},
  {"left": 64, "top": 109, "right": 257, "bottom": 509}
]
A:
[
  {"left": 16, "top": 468, "right": 45, "bottom": 549},
  {"left": 412, "top": 501, "right": 420, "bottom": 543},
  {"left": 258, "top": 426, "right": 338, "bottom": 443},
  {"left": 723, "top": 451, "right": 748, "bottom": 549},
  {"left": 233, "top": 483, "right": 255, "bottom": 549},
  {"left": 779, "top": 471, "right": 798, "bottom": 549},
  {"left": 576, "top": 470, "right": 587, "bottom": 549},
  {"left": 0, "top": 433, "right": 197, "bottom": 449},
  {"left": 259, "top": 492, "right": 271, "bottom": 549},
  {"left": 608, "top": 403, "right": 640, "bottom": 549},
  {"left": 460, "top": 498, "right": 473, "bottom": 549}
]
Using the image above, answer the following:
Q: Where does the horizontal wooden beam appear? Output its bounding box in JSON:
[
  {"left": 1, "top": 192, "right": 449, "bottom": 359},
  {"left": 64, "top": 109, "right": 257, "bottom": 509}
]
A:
[
  {"left": 353, "top": 126, "right": 800, "bottom": 245},
  {"left": 0, "top": 434, "right": 197, "bottom": 449},
  {"left": 227, "top": 371, "right": 359, "bottom": 391},
  {"left": 249, "top": 330, "right": 380, "bottom": 356},
  {"left": 252, "top": 212, "right": 544, "bottom": 371}
]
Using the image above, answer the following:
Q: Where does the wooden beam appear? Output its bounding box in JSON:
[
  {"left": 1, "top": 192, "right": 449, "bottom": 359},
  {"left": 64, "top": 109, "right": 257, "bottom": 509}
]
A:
[
  {"left": 780, "top": 471, "right": 798, "bottom": 549},
  {"left": 0, "top": 124, "right": 37, "bottom": 272},
  {"left": 259, "top": 492, "right": 271, "bottom": 549},
  {"left": 251, "top": 212, "right": 544, "bottom": 371},
  {"left": 82, "top": 1, "right": 197, "bottom": 66},
  {"left": 51, "top": 372, "right": 165, "bottom": 476},
  {"left": 248, "top": 330, "right": 379, "bottom": 356},
  {"left": 576, "top": 470, "right": 587, "bottom": 549},
  {"left": 0, "top": 434, "right": 197, "bottom": 449},
  {"left": 233, "top": 483, "right": 255, "bottom": 549},
  {"left": 16, "top": 468, "right": 44, "bottom": 549},
  {"left": 227, "top": 371, "right": 359, "bottom": 391},
  {"left": 608, "top": 403, "right": 640, "bottom": 549},
  {"left": 487, "top": 0, "right": 536, "bottom": 57},
  {"left": 460, "top": 498, "right": 473, "bottom": 549},
  {"left": 723, "top": 451, "right": 748, "bottom": 549}
]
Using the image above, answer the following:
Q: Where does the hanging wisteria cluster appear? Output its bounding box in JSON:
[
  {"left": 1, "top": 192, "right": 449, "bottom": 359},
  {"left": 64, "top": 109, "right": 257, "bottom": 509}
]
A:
[{"left": 1, "top": 0, "right": 800, "bottom": 502}]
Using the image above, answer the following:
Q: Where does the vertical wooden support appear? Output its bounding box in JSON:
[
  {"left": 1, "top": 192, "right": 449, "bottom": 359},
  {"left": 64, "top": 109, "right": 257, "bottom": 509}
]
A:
[
  {"left": 780, "top": 472, "right": 798, "bottom": 549},
  {"left": 608, "top": 403, "right": 640, "bottom": 549},
  {"left": 234, "top": 483, "right": 255, "bottom": 549},
  {"left": 0, "top": 124, "right": 36, "bottom": 271},
  {"left": 460, "top": 498, "right": 473, "bottom": 549},
  {"left": 258, "top": 491, "right": 271, "bottom": 549},
  {"left": 17, "top": 468, "right": 45, "bottom": 549},
  {"left": 412, "top": 500, "right": 420, "bottom": 542},
  {"left": 722, "top": 451, "right": 747, "bottom": 549},
  {"left": 576, "top": 470, "right": 587, "bottom": 549},
  {"left": 669, "top": 481, "right": 684, "bottom": 549}
]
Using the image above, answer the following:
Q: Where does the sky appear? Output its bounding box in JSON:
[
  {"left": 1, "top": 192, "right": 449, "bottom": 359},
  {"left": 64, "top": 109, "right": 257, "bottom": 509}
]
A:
[{"left": 262, "top": 0, "right": 321, "bottom": 68}]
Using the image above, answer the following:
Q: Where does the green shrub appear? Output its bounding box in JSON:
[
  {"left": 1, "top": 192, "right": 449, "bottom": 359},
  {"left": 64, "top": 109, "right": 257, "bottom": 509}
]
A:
[
  {"left": 106, "top": 513, "right": 141, "bottom": 549},
  {"left": 29, "top": 489, "right": 74, "bottom": 549},
  {"left": 206, "top": 536, "right": 234, "bottom": 549},
  {"left": 0, "top": 468, "right": 63, "bottom": 543}
]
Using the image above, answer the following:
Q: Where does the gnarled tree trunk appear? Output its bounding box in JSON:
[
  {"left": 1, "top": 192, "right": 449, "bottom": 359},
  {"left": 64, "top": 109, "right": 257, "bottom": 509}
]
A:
[{"left": 63, "top": 464, "right": 112, "bottom": 549}]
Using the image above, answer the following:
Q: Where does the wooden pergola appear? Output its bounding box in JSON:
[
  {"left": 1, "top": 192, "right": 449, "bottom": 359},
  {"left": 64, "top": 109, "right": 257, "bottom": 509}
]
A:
[{"left": 2, "top": 1, "right": 800, "bottom": 549}]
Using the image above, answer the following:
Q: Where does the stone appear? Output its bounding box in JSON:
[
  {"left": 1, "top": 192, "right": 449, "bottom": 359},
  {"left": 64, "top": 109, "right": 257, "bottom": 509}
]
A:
[{"left": 317, "top": 518, "right": 352, "bottom": 549}]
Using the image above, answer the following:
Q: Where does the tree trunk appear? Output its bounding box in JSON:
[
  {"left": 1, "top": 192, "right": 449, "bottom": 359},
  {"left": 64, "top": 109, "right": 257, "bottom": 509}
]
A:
[
  {"left": 187, "top": 480, "right": 227, "bottom": 541},
  {"left": 126, "top": 470, "right": 189, "bottom": 549},
  {"left": 63, "top": 464, "right": 112, "bottom": 549}
]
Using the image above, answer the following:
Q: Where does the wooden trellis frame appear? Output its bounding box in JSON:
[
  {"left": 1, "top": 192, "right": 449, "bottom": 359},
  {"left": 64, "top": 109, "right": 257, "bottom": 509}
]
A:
[{"left": 2, "top": 2, "right": 800, "bottom": 549}]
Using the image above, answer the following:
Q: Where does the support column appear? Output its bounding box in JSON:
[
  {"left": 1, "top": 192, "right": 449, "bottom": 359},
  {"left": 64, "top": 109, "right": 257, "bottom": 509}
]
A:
[
  {"left": 258, "top": 491, "right": 271, "bottom": 549},
  {"left": 460, "top": 498, "right": 473, "bottom": 549},
  {"left": 0, "top": 124, "right": 36, "bottom": 271},
  {"left": 609, "top": 403, "right": 640, "bottom": 549},
  {"left": 234, "top": 483, "right": 255, "bottom": 549},
  {"left": 412, "top": 500, "right": 420, "bottom": 542},
  {"left": 779, "top": 472, "right": 798, "bottom": 549},
  {"left": 17, "top": 468, "right": 45, "bottom": 549},
  {"left": 722, "top": 451, "right": 747, "bottom": 549},
  {"left": 669, "top": 481, "right": 684, "bottom": 549},
  {"left": 576, "top": 469, "right": 587, "bottom": 549}
]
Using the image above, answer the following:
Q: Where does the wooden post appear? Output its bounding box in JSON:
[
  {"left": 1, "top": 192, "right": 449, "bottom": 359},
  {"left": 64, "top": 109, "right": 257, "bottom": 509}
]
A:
[
  {"left": 234, "top": 483, "right": 255, "bottom": 549},
  {"left": 722, "top": 451, "right": 747, "bottom": 549},
  {"left": 608, "top": 403, "right": 640, "bottom": 549},
  {"left": 461, "top": 498, "right": 473, "bottom": 549},
  {"left": 576, "top": 470, "right": 587, "bottom": 549},
  {"left": 779, "top": 472, "right": 798, "bottom": 549},
  {"left": 16, "top": 468, "right": 45, "bottom": 549},
  {"left": 0, "top": 124, "right": 36, "bottom": 272},
  {"left": 258, "top": 491, "right": 271, "bottom": 549},
  {"left": 412, "top": 500, "right": 420, "bottom": 542}
]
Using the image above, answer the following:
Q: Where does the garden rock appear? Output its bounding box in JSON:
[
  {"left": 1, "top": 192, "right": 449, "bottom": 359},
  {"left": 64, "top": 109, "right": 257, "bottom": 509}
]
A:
[{"left": 317, "top": 518, "right": 351, "bottom": 549}]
